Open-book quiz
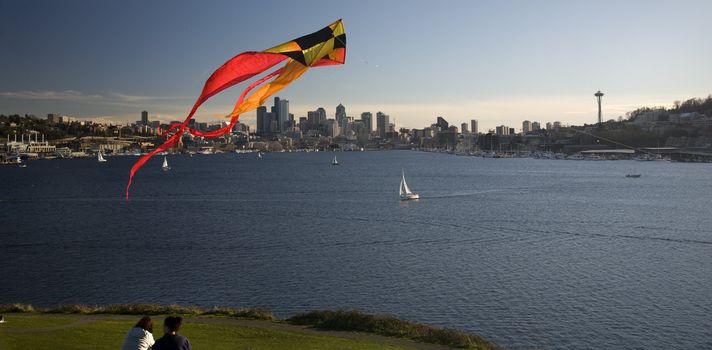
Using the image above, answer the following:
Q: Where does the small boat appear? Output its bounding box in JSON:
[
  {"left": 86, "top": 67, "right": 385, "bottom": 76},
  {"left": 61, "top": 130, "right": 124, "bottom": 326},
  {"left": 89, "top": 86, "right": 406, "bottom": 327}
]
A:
[
  {"left": 625, "top": 174, "right": 641, "bottom": 178},
  {"left": 399, "top": 169, "right": 420, "bottom": 201},
  {"left": 97, "top": 152, "right": 107, "bottom": 163},
  {"left": 332, "top": 155, "right": 340, "bottom": 165},
  {"left": 162, "top": 156, "right": 170, "bottom": 171},
  {"left": 18, "top": 163, "right": 27, "bottom": 168}
]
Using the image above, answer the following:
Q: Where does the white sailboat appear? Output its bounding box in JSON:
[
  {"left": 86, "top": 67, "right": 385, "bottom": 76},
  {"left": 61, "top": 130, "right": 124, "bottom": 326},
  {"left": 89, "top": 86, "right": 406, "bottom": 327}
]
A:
[
  {"left": 258, "top": 152, "right": 263, "bottom": 158},
  {"left": 97, "top": 152, "right": 107, "bottom": 162},
  {"left": 399, "top": 170, "right": 419, "bottom": 201},
  {"left": 162, "top": 156, "right": 170, "bottom": 171},
  {"left": 332, "top": 155, "right": 340, "bottom": 165}
]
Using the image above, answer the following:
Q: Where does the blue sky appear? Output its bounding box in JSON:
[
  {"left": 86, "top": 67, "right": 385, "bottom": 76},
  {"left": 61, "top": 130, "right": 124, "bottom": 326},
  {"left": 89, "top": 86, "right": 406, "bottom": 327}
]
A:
[{"left": 1, "top": 0, "right": 711, "bottom": 131}]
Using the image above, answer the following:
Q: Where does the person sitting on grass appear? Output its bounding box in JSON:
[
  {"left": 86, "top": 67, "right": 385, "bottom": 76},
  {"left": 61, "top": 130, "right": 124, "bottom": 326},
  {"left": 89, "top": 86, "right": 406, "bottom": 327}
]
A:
[
  {"left": 152, "top": 316, "right": 191, "bottom": 350},
  {"left": 121, "top": 316, "right": 155, "bottom": 350}
]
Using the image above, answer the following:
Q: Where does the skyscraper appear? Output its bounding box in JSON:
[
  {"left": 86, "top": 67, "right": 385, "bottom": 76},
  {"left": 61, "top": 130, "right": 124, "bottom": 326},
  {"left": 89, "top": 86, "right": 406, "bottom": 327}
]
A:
[
  {"left": 336, "top": 103, "right": 346, "bottom": 133},
  {"left": 461, "top": 123, "right": 469, "bottom": 133},
  {"left": 376, "top": 111, "right": 389, "bottom": 139},
  {"left": 277, "top": 99, "right": 289, "bottom": 132},
  {"left": 495, "top": 125, "right": 510, "bottom": 136},
  {"left": 307, "top": 111, "right": 318, "bottom": 130},
  {"left": 361, "top": 112, "right": 372, "bottom": 133},
  {"left": 531, "top": 121, "right": 541, "bottom": 131},
  {"left": 256, "top": 106, "right": 267, "bottom": 134},
  {"left": 265, "top": 112, "right": 276, "bottom": 133},
  {"left": 471, "top": 119, "right": 478, "bottom": 134},
  {"left": 522, "top": 120, "right": 532, "bottom": 133},
  {"left": 336, "top": 103, "right": 345, "bottom": 118},
  {"left": 271, "top": 97, "right": 280, "bottom": 129},
  {"left": 435, "top": 116, "right": 449, "bottom": 130},
  {"left": 141, "top": 111, "right": 148, "bottom": 125},
  {"left": 316, "top": 107, "right": 327, "bottom": 126}
]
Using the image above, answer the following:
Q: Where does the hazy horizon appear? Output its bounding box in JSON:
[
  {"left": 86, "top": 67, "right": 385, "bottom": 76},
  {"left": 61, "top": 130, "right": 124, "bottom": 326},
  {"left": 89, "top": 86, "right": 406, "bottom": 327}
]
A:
[{"left": 2, "top": 0, "right": 711, "bottom": 131}]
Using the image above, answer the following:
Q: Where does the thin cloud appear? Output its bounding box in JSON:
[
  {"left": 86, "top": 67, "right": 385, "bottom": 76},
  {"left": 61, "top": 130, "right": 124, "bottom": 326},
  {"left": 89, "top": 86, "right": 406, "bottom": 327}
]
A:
[
  {"left": 0, "top": 90, "right": 103, "bottom": 101},
  {"left": 0, "top": 90, "right": 189, "bottom": 103},
  {"left": 108, "top": 92, "right": 190, "bottom": 102}
]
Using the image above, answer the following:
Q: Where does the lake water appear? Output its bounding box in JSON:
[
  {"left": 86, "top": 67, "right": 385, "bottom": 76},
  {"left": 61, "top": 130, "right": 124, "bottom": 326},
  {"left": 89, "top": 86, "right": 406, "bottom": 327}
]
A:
[{"left": 1, "top": 151, "right": 711, "bottom": 349}]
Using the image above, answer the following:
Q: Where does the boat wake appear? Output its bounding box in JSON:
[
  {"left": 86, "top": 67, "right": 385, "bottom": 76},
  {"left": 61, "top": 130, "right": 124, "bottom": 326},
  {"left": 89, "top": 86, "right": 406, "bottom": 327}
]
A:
[{"left": 419, "top": 189, "right": 521, "bottom": 199}]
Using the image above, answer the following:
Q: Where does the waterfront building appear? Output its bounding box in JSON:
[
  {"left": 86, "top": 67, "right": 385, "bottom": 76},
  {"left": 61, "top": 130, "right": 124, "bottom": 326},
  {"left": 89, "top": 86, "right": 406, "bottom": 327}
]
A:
[
  {"left": 532, "top": 121, "right": 541, "bottom": 131},
  {"left": 471, "top": 119, "right": 478, "bottom": 134},
  {"left": 461, "top": 122, "right": 469, "bottom": 133},
  {"left": 141, "top": 111, "right": 148, "bottom": 125},
  {"left": 495, "top": 125, "right": 510, "bottom": 136}
]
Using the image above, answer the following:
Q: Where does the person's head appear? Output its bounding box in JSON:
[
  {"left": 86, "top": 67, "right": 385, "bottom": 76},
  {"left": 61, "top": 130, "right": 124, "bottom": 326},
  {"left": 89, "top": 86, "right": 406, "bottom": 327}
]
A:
[
  {"left": 135, "top": 316, "right": 153, "bottom": 333},
  {"left": 163, "top": 316, "right": 183, "bottom": 335}
]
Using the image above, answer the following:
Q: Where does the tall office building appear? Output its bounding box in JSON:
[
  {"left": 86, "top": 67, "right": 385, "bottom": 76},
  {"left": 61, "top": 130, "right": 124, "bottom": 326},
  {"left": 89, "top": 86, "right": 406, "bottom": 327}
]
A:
[
  {"left": 336, "top": 103, "right": 346, "bottom": 119},
  {"left": 271, "top": 97, "right": 280, "bottom": 129},
  {"left": 470, "top": 119, "right": 478, "bottom": 134},
  {"left": 316, "top": 107, "right": 327, "bottom": 125},
  {"left": 307, "top": 111, "right": 318, "bottom": 130},
  {"left": 325, "top": 119, "right": 339, "bottom": 137},
  {"left": 435, "top": 116, "right": 449, "bottom": 130},
  {"left": 376, "top": 111, "right": 389, "bottom": 139},
  {"left": 265, "top": 112, "right": 276, "bottom": 133},
  {"left": 522, "top": 120, "right": 532, "bottom": 134},
  {"left": 277, "top": 99, "right": 289, "bottom": 132},
  {"left": 531, "top": 121, "right": 541, "bottom": 131},
  {"left": 336, "top": 103, "right": 346, "bottom": 133},
  {"left": 495, "top": 125, "right": 510, "bottom": 136},
  {"left": 361, "top": 112, "right": 373, "bottom": 133},
  {"left": 256, "top": 106, "right": 267, "bottom": 134},
  {"left": 141, "top": 111, "right": 148, "bottom": 125},
  {"left": 461, "top": 123, "right": 469, "bottom": 133}
]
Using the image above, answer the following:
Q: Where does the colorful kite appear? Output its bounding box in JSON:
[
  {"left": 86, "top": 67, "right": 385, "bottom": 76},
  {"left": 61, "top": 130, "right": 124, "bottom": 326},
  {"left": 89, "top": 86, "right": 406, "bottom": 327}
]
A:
[{"left": 125, "top": 20, "right": 346, "bottom": 199}]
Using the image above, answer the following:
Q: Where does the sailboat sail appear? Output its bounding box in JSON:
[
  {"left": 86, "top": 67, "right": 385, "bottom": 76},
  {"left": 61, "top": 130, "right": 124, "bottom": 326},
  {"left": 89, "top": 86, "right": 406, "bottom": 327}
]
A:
[
  {"left": 162, "top": 157, "right": 169, "bottom": 169},
  {"left": 98, "top": 153, "right": 106, "bottom": 162},
  {"left": 400, "top": 171, "right": 412, "bottom": 195}
]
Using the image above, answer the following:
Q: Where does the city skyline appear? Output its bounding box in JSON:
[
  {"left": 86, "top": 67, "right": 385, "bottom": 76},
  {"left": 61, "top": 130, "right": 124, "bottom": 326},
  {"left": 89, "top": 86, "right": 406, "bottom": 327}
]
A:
[{"left": 2, "top": 0, "right": 711, "bottom": 131}]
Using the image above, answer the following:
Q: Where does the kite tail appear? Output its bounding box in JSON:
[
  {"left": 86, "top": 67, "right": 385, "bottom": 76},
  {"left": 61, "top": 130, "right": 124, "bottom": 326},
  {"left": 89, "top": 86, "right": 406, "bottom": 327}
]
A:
[
  {"left": 125, "top": 132, "right": 182, "bottom": 200},
  {"left": 124, "top": 64, "right": 286, "bottom": 200}
]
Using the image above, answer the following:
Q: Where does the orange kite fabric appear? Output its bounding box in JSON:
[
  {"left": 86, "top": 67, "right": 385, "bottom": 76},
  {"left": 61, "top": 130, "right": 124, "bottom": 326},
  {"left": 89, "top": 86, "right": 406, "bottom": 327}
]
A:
[{"left": 125, "top": 20, "right": 346, "bottom": 199}]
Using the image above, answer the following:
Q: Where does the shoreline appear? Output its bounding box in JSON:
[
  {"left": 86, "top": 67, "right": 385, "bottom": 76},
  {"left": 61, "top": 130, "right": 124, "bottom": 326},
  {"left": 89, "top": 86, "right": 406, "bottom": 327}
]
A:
[{"left": 0, "top": 303, "right": 500, "bottom": 350}]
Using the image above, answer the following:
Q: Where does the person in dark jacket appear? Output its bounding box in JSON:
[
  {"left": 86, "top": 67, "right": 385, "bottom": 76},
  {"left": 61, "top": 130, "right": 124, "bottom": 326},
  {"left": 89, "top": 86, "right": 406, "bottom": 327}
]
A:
[{"left": 152, "top": 316, "right": 191, "bottom": 350}]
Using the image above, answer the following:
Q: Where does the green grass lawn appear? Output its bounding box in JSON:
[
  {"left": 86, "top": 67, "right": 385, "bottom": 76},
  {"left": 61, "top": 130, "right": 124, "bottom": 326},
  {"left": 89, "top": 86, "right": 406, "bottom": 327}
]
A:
[{"left": 0, "top": 314, "right": 417, "bottom": 350}]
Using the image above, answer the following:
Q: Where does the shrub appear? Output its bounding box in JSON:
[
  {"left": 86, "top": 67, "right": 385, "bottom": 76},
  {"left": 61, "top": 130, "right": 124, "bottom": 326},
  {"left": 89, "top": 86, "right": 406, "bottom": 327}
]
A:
[
  {"left": 288, "top": 309, "right": 500, "bottom": 350},
  {"left": 0, "top": 304, "right": 36, "bottom": 313}
]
